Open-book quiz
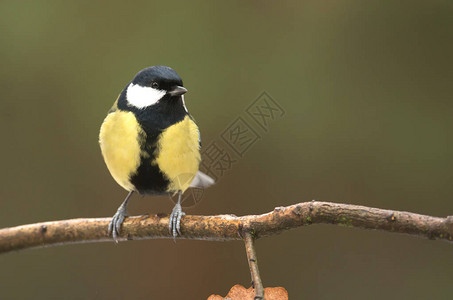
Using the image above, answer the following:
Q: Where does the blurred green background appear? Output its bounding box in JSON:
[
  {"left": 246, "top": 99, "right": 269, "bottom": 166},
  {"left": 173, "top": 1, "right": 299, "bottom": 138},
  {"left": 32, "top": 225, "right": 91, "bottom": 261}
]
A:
[{"left": 1, "top": 0, "right": 452, "bottom": 299}]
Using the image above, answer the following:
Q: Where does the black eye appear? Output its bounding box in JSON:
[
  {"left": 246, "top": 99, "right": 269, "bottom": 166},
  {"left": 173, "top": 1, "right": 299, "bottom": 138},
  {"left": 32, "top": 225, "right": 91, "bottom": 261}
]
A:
[{"left": 151, "top": 82, "right": 159, "bottom": 89}]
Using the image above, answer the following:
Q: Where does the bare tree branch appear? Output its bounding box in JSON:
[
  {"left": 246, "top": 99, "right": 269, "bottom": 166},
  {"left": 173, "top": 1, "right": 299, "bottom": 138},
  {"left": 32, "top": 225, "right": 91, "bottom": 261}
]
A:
[
  {"left": 1, "top": 201, "right": 452, "bottom": 254},
  {"left": 244, "top": 231, "right": 264, "bottom": 300}
]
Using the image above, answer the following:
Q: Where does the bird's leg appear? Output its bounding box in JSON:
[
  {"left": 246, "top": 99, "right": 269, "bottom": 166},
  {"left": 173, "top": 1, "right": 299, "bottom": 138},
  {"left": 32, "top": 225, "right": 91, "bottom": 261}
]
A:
[
  {"left": 169, "top": 191, "right": 185, "bottom": 238},
  {"left": 108, "top": 191, "right": 134, "bottom": 243}
]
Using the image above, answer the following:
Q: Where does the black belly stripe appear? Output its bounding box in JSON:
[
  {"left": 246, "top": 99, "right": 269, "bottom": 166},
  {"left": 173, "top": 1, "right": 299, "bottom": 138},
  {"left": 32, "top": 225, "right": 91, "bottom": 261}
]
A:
[
  {"left": 129, "top": 127, "right": 170, "bottom": 195},
  {"left": 129, "top": 156, "right": 169, "bottom": 195}
]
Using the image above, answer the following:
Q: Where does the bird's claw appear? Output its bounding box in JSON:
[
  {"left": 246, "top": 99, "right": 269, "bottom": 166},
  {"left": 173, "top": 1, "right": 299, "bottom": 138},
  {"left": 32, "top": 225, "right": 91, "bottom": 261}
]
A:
[
  {"left": 108, "top": 207, "right": 128, "bottom": 243},
  {"left": 169, "top": 202, "right": 185, "bottom": 238}
]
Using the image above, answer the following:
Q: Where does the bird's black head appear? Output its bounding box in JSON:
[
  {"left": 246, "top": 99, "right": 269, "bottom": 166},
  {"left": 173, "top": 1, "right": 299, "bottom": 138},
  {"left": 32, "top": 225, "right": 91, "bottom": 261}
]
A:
[
  {"left": 123, "top": 66, "right": 188, "bottom": 110},
  {"left": 132, "top": 66, "right": 186, "bottom": 95}
]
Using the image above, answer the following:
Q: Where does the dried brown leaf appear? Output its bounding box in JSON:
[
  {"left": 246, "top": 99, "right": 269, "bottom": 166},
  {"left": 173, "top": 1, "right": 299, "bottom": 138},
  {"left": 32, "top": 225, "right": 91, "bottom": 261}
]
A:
[{"left": 208, "top": 284, "right": 288, "bottom": 300}]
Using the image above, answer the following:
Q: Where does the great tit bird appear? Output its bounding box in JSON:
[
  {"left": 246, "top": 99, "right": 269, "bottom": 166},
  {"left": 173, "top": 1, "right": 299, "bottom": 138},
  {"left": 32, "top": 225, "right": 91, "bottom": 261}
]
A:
[{"left": 99, "top": 66, "right": 214, "bottom": 241}]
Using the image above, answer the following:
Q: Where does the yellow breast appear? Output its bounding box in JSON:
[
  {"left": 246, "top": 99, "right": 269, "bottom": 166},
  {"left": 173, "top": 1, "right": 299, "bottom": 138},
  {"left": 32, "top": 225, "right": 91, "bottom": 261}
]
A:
[
  {"left": 154, "top": 115, "right": 201, "bottom": 192},
  {"left": 99, "top": 111, "right": 143, "bottom": 191}
]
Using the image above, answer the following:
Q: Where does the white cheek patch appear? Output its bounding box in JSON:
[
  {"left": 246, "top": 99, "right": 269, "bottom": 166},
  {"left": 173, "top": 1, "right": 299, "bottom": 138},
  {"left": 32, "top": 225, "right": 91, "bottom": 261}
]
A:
[
  {"left": 181, "top": 95, "right": 188, "bottom": 112},
  {"left": 126, "top": 83, "right": 166, "bottom": 109}
]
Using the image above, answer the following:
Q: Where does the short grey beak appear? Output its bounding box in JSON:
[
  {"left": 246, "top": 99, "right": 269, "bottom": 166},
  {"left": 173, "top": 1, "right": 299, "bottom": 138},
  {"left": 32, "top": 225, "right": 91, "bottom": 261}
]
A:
[{"left": 168, "top": 86, "right": 187, "bottom": 97}]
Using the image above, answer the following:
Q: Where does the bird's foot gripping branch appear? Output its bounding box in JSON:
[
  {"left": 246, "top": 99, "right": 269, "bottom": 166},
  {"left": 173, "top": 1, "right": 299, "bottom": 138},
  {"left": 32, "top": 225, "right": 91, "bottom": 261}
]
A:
[{"left": 0, "top": 201, "right": 452, "bottom": 299}]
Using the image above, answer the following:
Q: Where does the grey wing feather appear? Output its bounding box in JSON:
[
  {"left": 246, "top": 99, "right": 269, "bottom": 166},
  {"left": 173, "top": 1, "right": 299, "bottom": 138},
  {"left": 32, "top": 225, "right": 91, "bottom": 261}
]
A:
[{"left": 190, "top": 171, "right": 215, "bottom": 188}]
